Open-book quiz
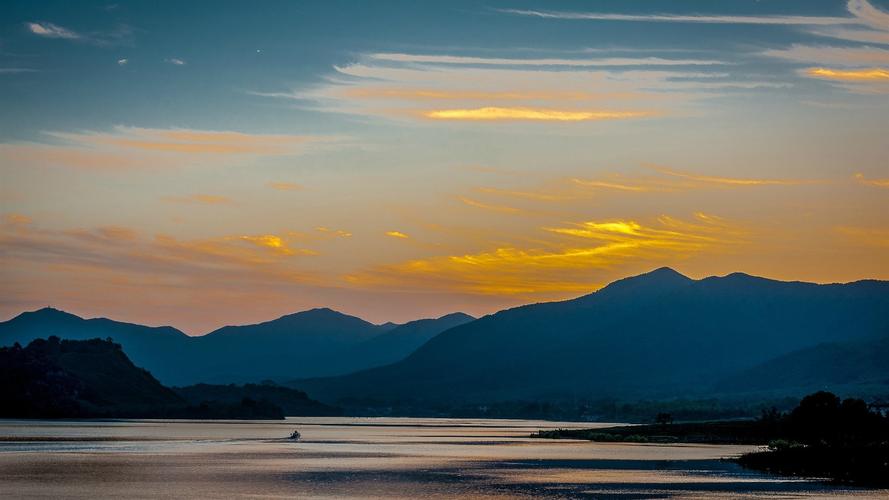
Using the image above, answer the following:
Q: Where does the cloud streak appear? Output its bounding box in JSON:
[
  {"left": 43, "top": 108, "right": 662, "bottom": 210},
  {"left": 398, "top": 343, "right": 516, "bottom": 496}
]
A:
[
  {"left": 855, "top": 173, "right": 889, "bottom": 187},
  {"left": 26, "top": 22, "right": 80, "bottom": 39},
  {"left": 648, "top": 165, "right": 820, "bottom": 186},
  {"left": 0, "top": 127, "right": 323, "bottom": 170},
  {"left": 347, "top": 213, "right": 744, "bottom": 296},
  {"left": 498, "top": 8, "right": 853, "bottom": 26},
  {"left": 370, "top": 53, "right": 725, "bottom": 67},
  {"left": 162, "top": 194, "right": 236, "bottom": 205},
  {"left": 424, "top": 107, "right": 651, "bottom": 122},
  {"left": 804, "top": 67, "right": 889, "bottom": 81}
]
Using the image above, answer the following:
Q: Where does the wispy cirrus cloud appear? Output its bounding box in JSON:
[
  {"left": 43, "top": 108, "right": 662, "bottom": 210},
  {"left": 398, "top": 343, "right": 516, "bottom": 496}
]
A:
[
  {"left": 346, "top": 213, "right": 744, "bottom": 297},
  {"left": 256, "top": 50, "right": 775, "bottom": 125},
  {"left": 804, "top": 67, "right": 889, "bottom": 81},
  {"left": 25, "top": 21, "right": 134, "bottom": 46},
  {"left": 162, "top": 194, "right": 236, "bottom": 205},
  {"left": 0, "top": 216, "right": 321, "bottom": 288},
  {"left": 457, "top": 196, "right": 522, "bottom": 214},
  {"left": 500, "top": 0, "right": 889, "bottom": 29},
  {"left": 497, "top": 8, "right": 852, "bottom": 26},
  {"left": 502, "top": 1, "right": 889, "bottom": 48},
  {"left": 26, "top": 22, "right": 80, "bottom": 39},
  {"left": 385, "top": 231, "right": 409, "bottom": 239},
  {"left": 763, "top": 44, "right": 889, "bottom": 66},
  {"left": 648, "top": 165, "right": 822, "bottom": 186},
  {"left": 0, "top": 127, "right": 326, "bottom": 170},
  {"left": 369, "top": 52, "right": 726, "bottom": 67},
  {"left": 855, "top": 173, "right": 889, "bottom": 187},
  {"left": 267, "top": 181, "right": 303, "bottom": 191},
  {"left": 239, "top": 234, "right": 317, "bottom": 256},
  {"left": 424, "top": 107, "right": 652, "bottom": 122}
]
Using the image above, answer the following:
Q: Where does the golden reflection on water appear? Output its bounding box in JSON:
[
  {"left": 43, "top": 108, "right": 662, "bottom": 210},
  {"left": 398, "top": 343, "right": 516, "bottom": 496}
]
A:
[{"left": 0, "top": 417, "right": 879, "bottom": 499}]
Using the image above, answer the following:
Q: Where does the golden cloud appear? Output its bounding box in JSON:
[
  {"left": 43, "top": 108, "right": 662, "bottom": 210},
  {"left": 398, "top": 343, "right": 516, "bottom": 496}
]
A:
[
  {"left": 458, "top": 196, "right": 522, "bottom": 214},
  {"left": 3, "top": 213, "right": 33, "bottom": 226},
  {"left": 239, "top": 234, "right": 316, "bottom": 256},
  {"left": 315, "top": 227, "right": 353, "bottom": 238},
  {"left": 346, "top": 213, "right": 744, "bottom": 296},
  {"left": 385, "top": 231, "right": 410, "bottom": 239},
  {"left": 648, "top": 165, "right": 817, "bottom": 186},
  {"left": 163, "top": 194, "right": 236, "bottom": 205},
  {"left": 855, "top": 172, "right": 889, "bottom": 187},
  {"left": 1, "top": 127, "right": 324, "bottom": 170},
  {"left": 267, "top": 181, "right": 303, "bottom": 191},
  {"left": 423, "top": 107, "right": 651, "bottom": 122},
  {"left": 805, "top": 67, "right": 889, "bottom": 81},
  {"left": 85, "top": 128, "right": 311, "bottom": 155}
]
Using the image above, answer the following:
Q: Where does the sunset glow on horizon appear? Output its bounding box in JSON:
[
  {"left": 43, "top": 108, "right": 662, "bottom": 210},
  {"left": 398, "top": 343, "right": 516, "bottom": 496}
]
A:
[{"left": 2, "top": 0, "right": 888, "bottom": 333}]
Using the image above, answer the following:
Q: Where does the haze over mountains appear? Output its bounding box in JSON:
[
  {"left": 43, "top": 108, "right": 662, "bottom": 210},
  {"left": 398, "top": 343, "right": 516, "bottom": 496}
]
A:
[
  {"left": 2, "top": 268, "right": 888, "bottom": 408},
  {"left": 0, "top": 307, "right": 473, "bottom": 385}
]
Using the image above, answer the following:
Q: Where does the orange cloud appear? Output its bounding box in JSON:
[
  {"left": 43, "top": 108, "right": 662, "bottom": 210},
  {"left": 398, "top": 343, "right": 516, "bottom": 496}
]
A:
[
  {"left": 162, "top": 194, "right": 236, "bottom": 205},
  {"left": 345, "top": 88, "right": 602, "bottom": 101},
  {"left": 3, "top": 213, "right": 33, "bottom": 226},
  {"left": 83, "top": 128, "right": 311, "bottom": 155},
  {"left": 346, "top": 213, "right": 744, "bottom": 296},
  {"left": 385, "top": 231, "right": 410, "bottom": 239},
  {"left": 855, "top": 173, "right": 889, "bottom": 187},
  {"left": 457, "top": 196, "right": 522, "bottom": 214},
  {"left": 648, "top": 164, "right": 817, "bottom": 186},
  {"left": 424, "top": 107, "right": 651, "bottom": 122},
  {"left": 267, "top": 181, "right": 303, "bottom": 191},
  {"left": 1, "top": 127, "right": 324, "bottom": 170},
  {"left": 804, "top": 67, "right": 889, "bottom": 81},
  {"left": 315, "top": 227, "right": 352, "bottom": 238},
  {"left": 571, "top": 178, "right": 660, "bottom": 192},
  {"left": 239, "top": 234, "right": 316, "bottom": 256},
  {"left": 474, "top": 186, "right": 573, "bottom": 202}
]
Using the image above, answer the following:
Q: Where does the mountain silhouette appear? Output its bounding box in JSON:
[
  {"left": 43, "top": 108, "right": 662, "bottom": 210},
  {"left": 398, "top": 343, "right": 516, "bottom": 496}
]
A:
[
  {"left": 296, "top": 268, "right": 889, "bottom": 404},
  {"left": 0, "top": 306, "right": 473, "bottom": 385},
  {"left": 0, "top": 307, "right": 191, "bottom": 382}
]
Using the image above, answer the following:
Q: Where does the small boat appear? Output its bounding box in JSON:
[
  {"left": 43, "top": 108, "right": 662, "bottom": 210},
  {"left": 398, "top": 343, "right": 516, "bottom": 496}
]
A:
[{"left": 288, "top": 430, "right": 301, "bottom": 441}]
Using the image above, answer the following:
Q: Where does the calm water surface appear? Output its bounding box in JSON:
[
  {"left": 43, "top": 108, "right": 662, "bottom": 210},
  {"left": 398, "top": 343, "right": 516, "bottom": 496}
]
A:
[{"left": 0, "top": 417, "right": 884, "bottom": 499}]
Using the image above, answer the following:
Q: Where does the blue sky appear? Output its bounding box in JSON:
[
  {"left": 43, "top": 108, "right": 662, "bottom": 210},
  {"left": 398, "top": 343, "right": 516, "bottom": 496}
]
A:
[{"left": 1, "top": 1, "right": 888, "bottom": 332}]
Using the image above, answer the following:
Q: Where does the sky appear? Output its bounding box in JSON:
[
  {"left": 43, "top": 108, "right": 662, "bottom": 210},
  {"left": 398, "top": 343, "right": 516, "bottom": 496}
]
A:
[{"left": 1, "top": 0, "right": 887, "bottom": 334}]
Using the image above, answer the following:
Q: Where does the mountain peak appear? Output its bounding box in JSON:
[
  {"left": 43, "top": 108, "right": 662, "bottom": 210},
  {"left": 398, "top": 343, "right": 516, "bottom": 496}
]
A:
[
  {"left": 437, "top": 312, "right": 475, "bottom": 322},
  {"left": 15, "top": 307, "right": 82, "bottom": 323},
  {"left": 594, "top": 267, "right": 693, "bottom": 297}
]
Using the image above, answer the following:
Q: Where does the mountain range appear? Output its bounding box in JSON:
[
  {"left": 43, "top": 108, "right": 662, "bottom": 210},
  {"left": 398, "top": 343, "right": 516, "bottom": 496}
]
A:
[
  {"left": 2, "top": 268, "right": 887, "bottom": 408},
  {"left": 0, "top": 307, "right": 473, "bottom": 385},
  {"left": 295, "top": 268, "right": 889, "bottom": 404}
]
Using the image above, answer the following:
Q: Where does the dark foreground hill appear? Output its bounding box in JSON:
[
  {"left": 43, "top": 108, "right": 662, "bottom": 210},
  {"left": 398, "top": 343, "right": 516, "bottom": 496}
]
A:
[
  {"left": 0, "top": 336, "right": 183, "bottom": 418},
  {"left": 296, "top": 268, "right": 889, "bottom": 406},
  {"left": 0, "top": 337, "right": 335, "bottom": 419},
  {"left": 0, "top": 308, "right": 473, "bottom": 385}
]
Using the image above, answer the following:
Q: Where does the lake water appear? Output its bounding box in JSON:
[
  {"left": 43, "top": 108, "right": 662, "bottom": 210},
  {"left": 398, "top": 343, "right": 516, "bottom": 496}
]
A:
[{"left": 0, "top": 417, "right": 882, "bottom": 498}]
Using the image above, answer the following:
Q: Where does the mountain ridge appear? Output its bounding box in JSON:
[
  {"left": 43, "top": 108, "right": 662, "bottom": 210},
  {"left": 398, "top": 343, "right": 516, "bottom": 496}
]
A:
[
  {"left": 294, "top": 268, "right": 889, "bottom": 405},
  {"left": 0, "top": 305, "right": 476, "bottom": 385}
]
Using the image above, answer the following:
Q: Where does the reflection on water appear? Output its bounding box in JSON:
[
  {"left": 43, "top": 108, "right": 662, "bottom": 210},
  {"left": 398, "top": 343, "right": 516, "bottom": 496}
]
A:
[{"left": 0, "top": 417, "right": 879, "bottom": 498}]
